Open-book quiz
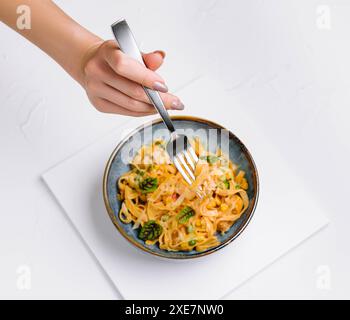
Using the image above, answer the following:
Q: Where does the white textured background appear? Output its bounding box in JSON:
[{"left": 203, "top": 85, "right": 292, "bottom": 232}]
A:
[{"left": 0, "top": 0, "right": 349, "bottom": 299}]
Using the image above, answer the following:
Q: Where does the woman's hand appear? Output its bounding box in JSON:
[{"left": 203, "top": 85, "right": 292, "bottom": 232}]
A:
[
  {"left": 81, "top": 40, "right": 184, "bottom": 116},
  {"left": 0, "top": 0, "right": 183, "bottom": 117}
]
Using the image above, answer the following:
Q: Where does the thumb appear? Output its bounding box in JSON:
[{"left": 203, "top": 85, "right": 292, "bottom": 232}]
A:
[{"left": 142, "top": 50, "right": 166, "bottom": 71}]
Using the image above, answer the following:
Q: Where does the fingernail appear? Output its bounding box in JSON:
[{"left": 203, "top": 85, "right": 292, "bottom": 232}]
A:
[
  {"left": 153, "top": 81, "right": 168, "bottom": 93},
  {"left": 154, "top": 50, "right": 166, "bottom": 59},
  {"left": 171, "top": 99, "right": 185, "bottom": 110}
]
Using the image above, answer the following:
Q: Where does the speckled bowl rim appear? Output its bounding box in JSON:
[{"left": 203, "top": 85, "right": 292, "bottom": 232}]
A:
[{"left": 103, "top": 116, "right": 259, "bottom": 260}]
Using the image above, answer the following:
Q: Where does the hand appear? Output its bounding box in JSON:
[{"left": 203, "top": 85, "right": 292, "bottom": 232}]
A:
[
  {"left": 0, "top": 1, "right": 183, "bottom": 117},
  {"left": 81, "top": 40, "right": 184, "bottom": 116}
]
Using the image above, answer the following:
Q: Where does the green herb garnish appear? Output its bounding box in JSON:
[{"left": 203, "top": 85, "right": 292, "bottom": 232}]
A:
[
  {"left": 188, "top": 240, "right": 197, "bottom": 246},
  {"left": 223, "top": 179, "right": 230, "bottom": 189},
  {"left": 161, "top": 215, "right": 169, "bottom": 223},
  {"left": 136, "top": 169, "right": 145, "bottom": 176},
  {"left": 177, "top": 206, "right": 195, "bottom": 224},
  {"left": 235, "top": 184, "right": 241, "bottom": 190},
  {"left": 138, "top": 220, "right": 163, "bottom": 241},
  {"left": 200, "top": 155, "right": 220, "bottom": 164},
  {"left": 139, "top": 177, "right": 158, "bottom": 193}
]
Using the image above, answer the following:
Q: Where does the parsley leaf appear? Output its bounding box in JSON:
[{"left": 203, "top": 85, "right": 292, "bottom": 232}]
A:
[
  {"left": 139, "top": 177, "right": 158, "bottom": 193},
  {"left": 177, "top": 206, "right": 195, "bottom": 224},
  {"left": 223, "top": 179, "right": 230, "bottom": 189},
  {"left": 139, "top": 220, "right": 163, "bottom": 241}
]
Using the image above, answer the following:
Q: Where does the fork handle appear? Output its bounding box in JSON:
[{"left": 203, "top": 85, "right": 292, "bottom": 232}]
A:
[{"left": 111, "top": 19, "right": 176, "bottom": 133}]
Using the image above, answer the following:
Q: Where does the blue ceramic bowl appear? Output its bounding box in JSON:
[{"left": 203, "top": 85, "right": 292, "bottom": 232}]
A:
[{"left": 103, "top": 116, "right": 259, "bottom": 259}]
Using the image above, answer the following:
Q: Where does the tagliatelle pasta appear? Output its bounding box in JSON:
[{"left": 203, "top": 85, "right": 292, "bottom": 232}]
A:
[{"left": 117, "top": 138, "right": 249, "bottom": 252}]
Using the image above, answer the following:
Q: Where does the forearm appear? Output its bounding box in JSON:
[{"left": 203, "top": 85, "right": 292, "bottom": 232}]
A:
[{"left": 0, "top": 0, "right": 102, "bottom": 85}]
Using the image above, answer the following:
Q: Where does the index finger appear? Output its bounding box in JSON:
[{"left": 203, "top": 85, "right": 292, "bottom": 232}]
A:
[{"left": 104, "top": 46, "right": 168, "bottom": 93}]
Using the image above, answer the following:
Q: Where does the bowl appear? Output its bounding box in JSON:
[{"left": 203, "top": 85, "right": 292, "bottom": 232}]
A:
[{"left": 103, "top": 116, "right": 259, "bottom": 259}]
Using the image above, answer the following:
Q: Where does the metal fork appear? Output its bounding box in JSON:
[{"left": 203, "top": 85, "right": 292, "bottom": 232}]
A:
[{"left": 111, "top": 19, "right": 199, "bottom": 186}]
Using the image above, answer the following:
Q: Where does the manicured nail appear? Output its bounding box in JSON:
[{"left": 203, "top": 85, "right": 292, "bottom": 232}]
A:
[
  {"left": 154, "top": 50, "right": 166, "bottom": 59},
  {"left": 153, "top": 81, "right": 168, "bottom": 93},
  {"left": 171, "top": 99, "right": 185, "bottom": 110}
]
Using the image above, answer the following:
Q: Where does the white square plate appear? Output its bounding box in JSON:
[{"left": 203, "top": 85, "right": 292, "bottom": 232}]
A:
[{"left": 43, "top": 78, "right": 329, "bottom": 299}]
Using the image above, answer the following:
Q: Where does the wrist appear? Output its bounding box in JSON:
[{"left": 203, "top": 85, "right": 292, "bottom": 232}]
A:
[
  {"left": 67, "top": 26, "right": 103, "bottom": 87},
  {"left": 77, "top": 39, "right": 105, "bottom": 87}
]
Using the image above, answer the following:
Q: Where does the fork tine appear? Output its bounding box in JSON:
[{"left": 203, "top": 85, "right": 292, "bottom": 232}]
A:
[
  {"left": 177, "top": 153, "right": 196, "bottom": 181},
  {"left": 196, "top": 188, "right": 204, "bottom": 199},
  {"left": 184, "top": 150, "right": 196, "bottom": 171},
  {"left": 173, "top": 157, "right": 194, "bottom": 185},
  {"left": 188, "top": 146, "right": 199, "bottom": 163}
]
